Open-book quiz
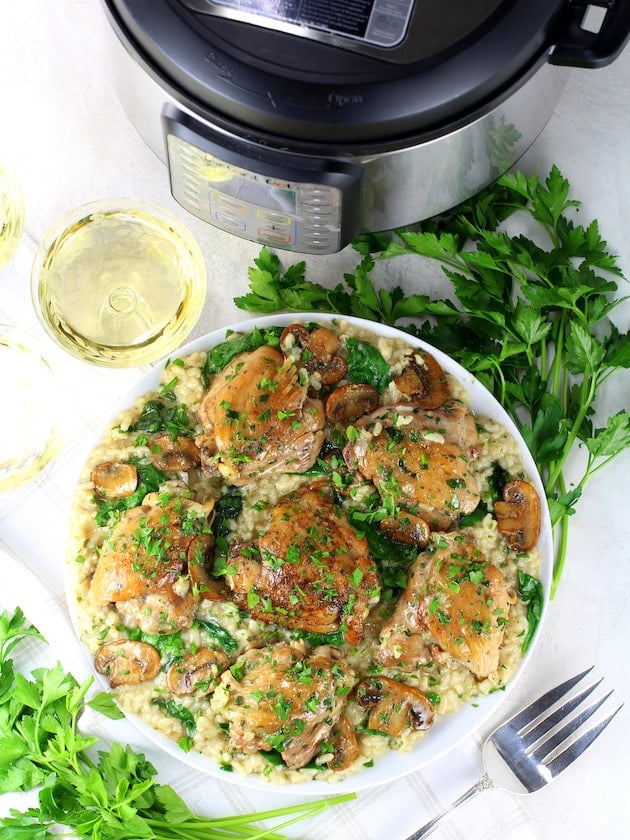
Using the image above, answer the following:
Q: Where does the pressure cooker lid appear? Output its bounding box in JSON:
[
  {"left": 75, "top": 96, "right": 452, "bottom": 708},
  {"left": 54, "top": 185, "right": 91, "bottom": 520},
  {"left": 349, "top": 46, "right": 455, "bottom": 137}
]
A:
[{"left": 105, "top": 0, "right": 577, "bottom": 143}]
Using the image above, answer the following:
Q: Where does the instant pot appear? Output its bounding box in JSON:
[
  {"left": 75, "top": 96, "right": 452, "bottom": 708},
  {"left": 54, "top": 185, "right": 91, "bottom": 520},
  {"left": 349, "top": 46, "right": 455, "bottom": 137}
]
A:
[{"left": 102, "top": 0, "right": 630, "bottom": 253}]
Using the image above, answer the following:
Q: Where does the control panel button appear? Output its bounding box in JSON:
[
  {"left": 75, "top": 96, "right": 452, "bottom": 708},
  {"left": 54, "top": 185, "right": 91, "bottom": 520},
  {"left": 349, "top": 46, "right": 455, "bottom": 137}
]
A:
[
  {"left": 214, "top": 211, "right": 247, "bottom": 232},
  {"left": 257, "top": 228, "right": 293, "bottom": 245},
  {"left": 256, "top": 210, "right": 292, "bottom": 226},
  {"left": 213, "top": 194, "right": 246, "bottom": 215}
]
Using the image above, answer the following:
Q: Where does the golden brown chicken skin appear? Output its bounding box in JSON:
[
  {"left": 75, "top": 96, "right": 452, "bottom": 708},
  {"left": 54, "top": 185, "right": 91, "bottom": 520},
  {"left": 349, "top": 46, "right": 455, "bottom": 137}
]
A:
[
  {"left": 89, "top": 494, "right": 214, "bottom": 633},
  {"left": 358, "top": 400, "right": 480, "bottom": 458},
  {"left": 197, "top": 345, "right": 325, "bottom": 485},
  {"left": 377, "top": 532, "right": 515, "bottom": 679},
  {"left": 212, "top": 642, "right": 355, "bottom": 769},
  {"left": 344, "top": 420, "right": 480, "bottom": 531},
  {"left": 227, "top": 482, "right": 380, "bottom": 644}
]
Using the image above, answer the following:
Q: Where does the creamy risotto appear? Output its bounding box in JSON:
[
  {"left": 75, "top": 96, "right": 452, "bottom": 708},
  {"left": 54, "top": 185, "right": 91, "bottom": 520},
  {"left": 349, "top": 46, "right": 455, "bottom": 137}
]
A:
[{"left": 66, "top": 320, "right": 543, "bottom": 784}]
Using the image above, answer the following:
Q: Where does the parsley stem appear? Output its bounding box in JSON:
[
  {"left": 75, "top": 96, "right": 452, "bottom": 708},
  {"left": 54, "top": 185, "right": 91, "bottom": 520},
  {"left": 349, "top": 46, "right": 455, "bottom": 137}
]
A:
[
  {"left": 546, "top": 367, "right": 597, "bottom": 493},
  {"left": 141, "top": 793, "right": 356, "bottom": 839},
  {"left": 551, "top": 474, "right": 570, "bottom": 598},
  {"left": 549, "top": 316, "right": 566, "bottom": 402}
]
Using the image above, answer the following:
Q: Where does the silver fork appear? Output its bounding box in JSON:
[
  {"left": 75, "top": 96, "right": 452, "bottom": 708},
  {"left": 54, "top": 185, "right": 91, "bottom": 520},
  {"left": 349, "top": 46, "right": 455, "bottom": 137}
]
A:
[{"left": 406, "top": 668, "right": 623, "bottom": 839}]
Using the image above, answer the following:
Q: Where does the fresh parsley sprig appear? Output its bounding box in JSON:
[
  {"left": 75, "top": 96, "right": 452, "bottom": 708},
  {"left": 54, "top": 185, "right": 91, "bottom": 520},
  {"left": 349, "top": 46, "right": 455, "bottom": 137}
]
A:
[
  {"left": 234, "top": 166, "right": 630, "bottom": 596},
  {"left": 0, "top": 608, "right": 355, "bottom": 838}
]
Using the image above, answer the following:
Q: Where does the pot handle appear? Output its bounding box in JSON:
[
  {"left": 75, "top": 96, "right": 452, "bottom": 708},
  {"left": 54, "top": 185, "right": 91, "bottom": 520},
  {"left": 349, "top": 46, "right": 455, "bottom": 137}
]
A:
[{"left": 550, "top": 0, "right": 630, "bottom": 68}]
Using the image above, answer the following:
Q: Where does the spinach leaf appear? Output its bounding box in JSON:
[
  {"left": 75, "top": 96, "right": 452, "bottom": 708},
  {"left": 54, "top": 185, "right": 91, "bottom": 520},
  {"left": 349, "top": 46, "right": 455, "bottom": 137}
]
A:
[
  {"left": 213, "top": 487, "right": 244, "bottom": 538},
  {"left": 129, "top": 398, "right": 194, "bottom": 438},
  {"left": 151, "top": 696, "right": 196, "bottom": 737},
  {"left": 262, "top": 749, "right": 286, "bottom": 766},
  {"left": 195, "top": 618, "right": 239, "bottom": 655},
  {"left": 345, "top": 337, "right": 391, "bottom": 393},
  {"left": 202, "top": 326, "right": 284, "bottom": 385},
  {"left": 349, "top": 509, "right": 417, "bottom": 593},
  {"left": 458, "top": 503, "right": 490, "bottom": 528},
  {"left": 211, "top": 487, "right": 244, "bottom": 571},
  {"left": 487, "top": 462, "right": 510, "bottom": 501},
  {"left": 262, "top": 749, "right": 322, "bottom": 771},
  {"left": 291, "top": 630, "right": 345, "bottom": 648}
]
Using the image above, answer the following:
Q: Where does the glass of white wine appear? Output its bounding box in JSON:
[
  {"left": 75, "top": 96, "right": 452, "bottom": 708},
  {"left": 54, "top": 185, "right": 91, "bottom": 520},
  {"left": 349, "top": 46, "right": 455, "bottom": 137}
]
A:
[
  {"left": 0, "top": 164, "right": 24, "bottom": 274},
  {"left": 31, "top": 199, "right": 207, "bottom": 367},
  {"left": 0, "top": 325, "right": 61, "bottom": 491}
]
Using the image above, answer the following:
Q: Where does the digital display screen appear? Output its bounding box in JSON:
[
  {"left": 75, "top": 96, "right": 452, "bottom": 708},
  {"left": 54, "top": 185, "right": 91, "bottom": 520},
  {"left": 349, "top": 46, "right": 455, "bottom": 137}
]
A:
[{"left": 215, "top": 174, "right": 297, "bottom": 214}]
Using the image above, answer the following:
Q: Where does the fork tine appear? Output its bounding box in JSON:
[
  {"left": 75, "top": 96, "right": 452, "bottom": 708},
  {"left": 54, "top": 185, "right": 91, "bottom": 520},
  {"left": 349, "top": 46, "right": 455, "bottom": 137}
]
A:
[
  {"left": 519, "top": 679, "right": 603, "bottom": 749},
  {"left": 544, "top": 703, "right": 624, "bottom": 779},
  {"left": 508, "top": 667, "right": 594, "bottom": 732},
  {"left": 529, "top": 689, "right": 614, "bottom": 762}
]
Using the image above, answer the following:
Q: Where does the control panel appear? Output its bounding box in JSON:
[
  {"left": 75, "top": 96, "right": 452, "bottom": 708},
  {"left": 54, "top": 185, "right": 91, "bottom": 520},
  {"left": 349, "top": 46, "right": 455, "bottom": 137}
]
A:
[{"left": 163, "top": 109, "right": 362, "bottom": 254}]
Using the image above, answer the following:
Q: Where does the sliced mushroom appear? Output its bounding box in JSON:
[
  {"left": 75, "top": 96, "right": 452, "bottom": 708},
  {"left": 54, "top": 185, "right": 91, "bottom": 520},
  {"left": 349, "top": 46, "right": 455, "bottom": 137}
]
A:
[
  {"left": 309, "top": 326, "right": 341, "bottom": 355},
  {"left": 196, "top": 432, "right": 221, "bottom": 479},
  {"left": 151, "top": 434, "right": 200, "bottom": 472},
  {"left": 325, "top": 383, "right": 380, "bottom": 424},
  {"left": 327, "top": 713, "right": 360, "bottom": 771},
  {"left": 494, "top": 479, "right": 541, "bottom": 552},
  {"left": 394, "top": 351, "right": 449, "bottom": 409},
  {"left": 281, "top": 323, "right": 348, "bottom": 386},
  {"left": 187, "top": 534, "right": 230, "bottom": 601},
  {"left": 378, "top": 513, "right": 430, "bottom": 548},
  {"left": 356, "top": 676, "right": 434, "bottom": 736},
  {"left": 280, "top": 322, "right": 310, "bottom": 350},
  {"left": 94, "top": 639, "right": 161, "bottom": 688},
  {"left": 166, "top": 648, "right": 230, "bottom": 696},
  {"left": 91, "top": 462, "right": 138, "bottom": 500}
]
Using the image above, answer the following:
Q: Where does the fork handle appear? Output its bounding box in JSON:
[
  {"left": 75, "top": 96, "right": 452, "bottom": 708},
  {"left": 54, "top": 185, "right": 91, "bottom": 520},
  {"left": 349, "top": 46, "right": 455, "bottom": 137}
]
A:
[{"left": 404, "top": 773, "right": 495, "bottom": 840}]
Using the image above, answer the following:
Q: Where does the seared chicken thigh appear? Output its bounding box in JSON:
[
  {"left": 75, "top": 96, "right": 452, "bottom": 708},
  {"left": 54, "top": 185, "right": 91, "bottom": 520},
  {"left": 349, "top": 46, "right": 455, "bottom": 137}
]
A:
[
  {"left": 359, "top": 400, "right": 479, "bottom": 457},
  {"left": 377, "top": 532, "right": 515, "bottom": 679},
  {"left": 90, "top": 494, "right": 214, "bottom": 633},
  {"left": 228, "top": 482, "right": 380, "bottom": 644},
  {"left": 344, "top": 419, "right": 480, "bottom": 531},
  {"left": 212, "top": 642, "right": 355, "bottom": 769},
  {"left": 197, "top": 345, "right": 325, "bottom": 485}
]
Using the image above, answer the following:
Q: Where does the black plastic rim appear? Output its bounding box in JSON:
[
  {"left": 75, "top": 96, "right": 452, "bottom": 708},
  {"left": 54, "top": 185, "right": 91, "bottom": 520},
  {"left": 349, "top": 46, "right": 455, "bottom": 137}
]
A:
[{"left": 105, "top": 0, "right": 568, "bottom": 144}]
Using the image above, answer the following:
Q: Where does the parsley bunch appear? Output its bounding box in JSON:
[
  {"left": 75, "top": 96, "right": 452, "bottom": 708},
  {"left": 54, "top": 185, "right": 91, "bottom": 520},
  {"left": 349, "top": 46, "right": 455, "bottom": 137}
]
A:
[
  {"left": 234, "top": 166, "right": 630, "bottom": 595},
  {"left": 0, "top": 607, "right": 354, "bottom": 838}
]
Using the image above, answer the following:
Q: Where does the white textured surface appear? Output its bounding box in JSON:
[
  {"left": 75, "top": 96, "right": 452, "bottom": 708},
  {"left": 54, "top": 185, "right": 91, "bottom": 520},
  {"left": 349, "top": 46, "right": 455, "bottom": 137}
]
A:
[{"left": 1, "top": 3, "right": 629, "bottom": 839}]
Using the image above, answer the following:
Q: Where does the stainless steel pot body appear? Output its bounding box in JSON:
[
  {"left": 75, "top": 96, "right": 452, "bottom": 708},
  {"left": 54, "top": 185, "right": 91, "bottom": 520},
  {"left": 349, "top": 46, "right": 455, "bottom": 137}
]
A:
[{"left": 106, "top": 18, "right": 568, "bottom": 252}]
